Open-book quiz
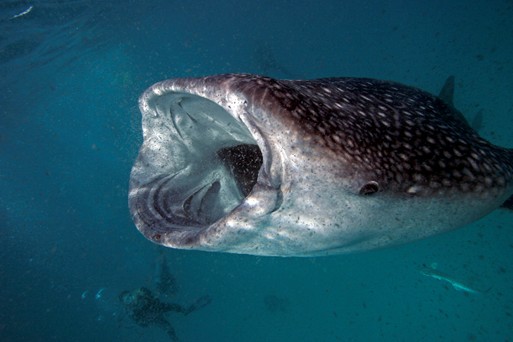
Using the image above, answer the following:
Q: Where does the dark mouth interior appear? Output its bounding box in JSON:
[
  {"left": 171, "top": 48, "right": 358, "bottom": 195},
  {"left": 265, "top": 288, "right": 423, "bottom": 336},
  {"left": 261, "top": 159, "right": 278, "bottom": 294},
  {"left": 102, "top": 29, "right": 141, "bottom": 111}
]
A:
[
  {"left": 217, "top": 144, "right": 263, "bottom": 197},
  {"left": 139, "top": 93, "right": 263, "bottom": 230}
]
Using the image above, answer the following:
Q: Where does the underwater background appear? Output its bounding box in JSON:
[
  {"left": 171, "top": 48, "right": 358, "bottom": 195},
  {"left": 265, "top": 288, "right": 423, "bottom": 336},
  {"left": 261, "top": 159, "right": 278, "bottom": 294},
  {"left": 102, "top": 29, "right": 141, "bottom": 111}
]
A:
[{"left": 1, "top": 0, "right": 513, "bottom": 341}]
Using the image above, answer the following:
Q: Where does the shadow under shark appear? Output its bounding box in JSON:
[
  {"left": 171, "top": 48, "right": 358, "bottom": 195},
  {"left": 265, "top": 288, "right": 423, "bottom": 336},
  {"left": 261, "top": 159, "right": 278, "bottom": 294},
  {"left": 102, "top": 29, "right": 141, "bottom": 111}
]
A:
[{"left": 129, "top": 74, "right": 513, "bottom": 256}]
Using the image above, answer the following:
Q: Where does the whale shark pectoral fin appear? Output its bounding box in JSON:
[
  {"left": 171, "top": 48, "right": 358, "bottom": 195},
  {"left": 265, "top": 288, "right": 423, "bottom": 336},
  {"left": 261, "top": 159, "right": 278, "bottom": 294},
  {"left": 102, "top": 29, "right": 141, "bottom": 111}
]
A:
[{"left": 501, "top": 195, "right": 513, "bottom": 210}]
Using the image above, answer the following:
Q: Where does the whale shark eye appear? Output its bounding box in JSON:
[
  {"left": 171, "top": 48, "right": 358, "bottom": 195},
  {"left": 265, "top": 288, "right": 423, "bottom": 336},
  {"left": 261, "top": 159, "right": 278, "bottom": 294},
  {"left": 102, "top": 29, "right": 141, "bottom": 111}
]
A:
[{"left": 359, "top": 181, "right": 380, "bottom": 195}]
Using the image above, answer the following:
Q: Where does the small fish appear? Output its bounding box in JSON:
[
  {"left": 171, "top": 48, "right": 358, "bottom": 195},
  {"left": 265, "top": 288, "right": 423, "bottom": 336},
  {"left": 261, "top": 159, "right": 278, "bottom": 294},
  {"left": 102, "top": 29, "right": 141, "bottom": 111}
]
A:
[
  {"left": 10, "top": 5, "right": 33, "bottom": 20},
  {"left": 419, "top": 264, "right": 482, "bottom": 294},
  {"left": 95, "top": 287, "right": 106, "bottom": 300}
]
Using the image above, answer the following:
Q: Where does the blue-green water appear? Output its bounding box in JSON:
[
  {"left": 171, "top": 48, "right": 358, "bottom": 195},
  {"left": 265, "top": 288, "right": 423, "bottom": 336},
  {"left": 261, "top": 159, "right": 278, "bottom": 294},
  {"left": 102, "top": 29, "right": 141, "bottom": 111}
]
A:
[{"left": 1, "top": 1, "right": 513, "bottom": 341}]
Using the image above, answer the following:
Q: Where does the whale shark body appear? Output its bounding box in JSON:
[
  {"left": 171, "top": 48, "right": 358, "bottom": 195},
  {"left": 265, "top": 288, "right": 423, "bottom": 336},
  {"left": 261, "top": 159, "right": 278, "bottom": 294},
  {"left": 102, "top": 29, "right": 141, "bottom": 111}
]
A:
[{"left": 129, "top": 74, "right": 513, "bottom": 256}]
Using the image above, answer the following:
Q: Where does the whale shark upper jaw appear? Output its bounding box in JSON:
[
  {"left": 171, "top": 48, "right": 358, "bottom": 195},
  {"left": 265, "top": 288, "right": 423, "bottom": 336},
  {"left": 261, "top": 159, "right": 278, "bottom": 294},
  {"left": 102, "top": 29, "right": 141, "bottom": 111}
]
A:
[{"left": 129, "top": 74, "right": 513, "bottom": 257}]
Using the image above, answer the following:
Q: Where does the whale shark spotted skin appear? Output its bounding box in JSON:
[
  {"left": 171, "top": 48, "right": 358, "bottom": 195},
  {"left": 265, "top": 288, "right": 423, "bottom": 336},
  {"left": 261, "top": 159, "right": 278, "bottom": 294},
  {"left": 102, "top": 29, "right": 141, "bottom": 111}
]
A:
[{"left": 129, "top": 74, "right": 513, "bottom": 256}]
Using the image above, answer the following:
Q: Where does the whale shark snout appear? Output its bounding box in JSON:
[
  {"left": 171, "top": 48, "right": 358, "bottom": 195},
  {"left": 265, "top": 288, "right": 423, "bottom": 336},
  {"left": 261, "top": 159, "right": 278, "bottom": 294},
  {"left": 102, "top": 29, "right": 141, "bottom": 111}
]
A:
[{"left": 129, "top": 74, "right": 513, "bottom": 256}]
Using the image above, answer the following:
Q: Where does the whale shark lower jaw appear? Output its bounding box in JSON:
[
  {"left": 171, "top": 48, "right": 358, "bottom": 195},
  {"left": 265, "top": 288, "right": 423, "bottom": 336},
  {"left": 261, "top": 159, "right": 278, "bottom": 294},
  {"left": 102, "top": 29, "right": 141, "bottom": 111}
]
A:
[{"left": 129, "top": 74, "right": 513, "bottom": 256}]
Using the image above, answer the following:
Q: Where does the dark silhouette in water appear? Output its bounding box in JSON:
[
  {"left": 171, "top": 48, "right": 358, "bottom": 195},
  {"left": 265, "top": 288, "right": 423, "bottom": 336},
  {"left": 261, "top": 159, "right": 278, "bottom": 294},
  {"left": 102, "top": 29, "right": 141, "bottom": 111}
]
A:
[
  {"left": 253, "top": 41, "right": 296, "bottom": 78},
  {"left": 155, "top": 251, "right": 179, "bottom": 297},
  {"left": 263, "top": 294, "right": 290, "bottom": 313},
  {"left": 119, "top": 287, "right": 211, "bottom": 341}
]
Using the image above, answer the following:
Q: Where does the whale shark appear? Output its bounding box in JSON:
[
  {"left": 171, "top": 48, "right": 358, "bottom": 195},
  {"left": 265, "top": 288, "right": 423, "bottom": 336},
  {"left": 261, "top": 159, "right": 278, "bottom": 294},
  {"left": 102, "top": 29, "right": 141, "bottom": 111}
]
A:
[{"left": 129, "top": 74, "right": 513, "bottom": 256}]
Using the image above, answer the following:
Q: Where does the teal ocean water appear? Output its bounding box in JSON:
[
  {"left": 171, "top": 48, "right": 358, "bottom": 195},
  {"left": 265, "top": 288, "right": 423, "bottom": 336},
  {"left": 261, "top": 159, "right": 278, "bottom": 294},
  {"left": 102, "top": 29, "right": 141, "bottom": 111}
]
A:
[{"left": 1, "top": 1, "right": 513, "bottom": 341}]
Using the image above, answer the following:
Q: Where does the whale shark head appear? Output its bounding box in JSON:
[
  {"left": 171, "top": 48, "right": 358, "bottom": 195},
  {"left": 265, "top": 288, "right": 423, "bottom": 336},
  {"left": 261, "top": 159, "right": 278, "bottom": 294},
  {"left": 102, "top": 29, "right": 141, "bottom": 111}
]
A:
[{"left": 129, "top": 74, "right": 513, "bottom": 256}]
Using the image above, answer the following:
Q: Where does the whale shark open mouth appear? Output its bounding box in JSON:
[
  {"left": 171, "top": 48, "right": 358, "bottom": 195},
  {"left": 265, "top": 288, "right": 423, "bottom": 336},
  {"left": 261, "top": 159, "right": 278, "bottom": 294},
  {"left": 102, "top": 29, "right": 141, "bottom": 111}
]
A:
[{"left": 129, "top": 90, "right": 265, "bottom": 244}]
